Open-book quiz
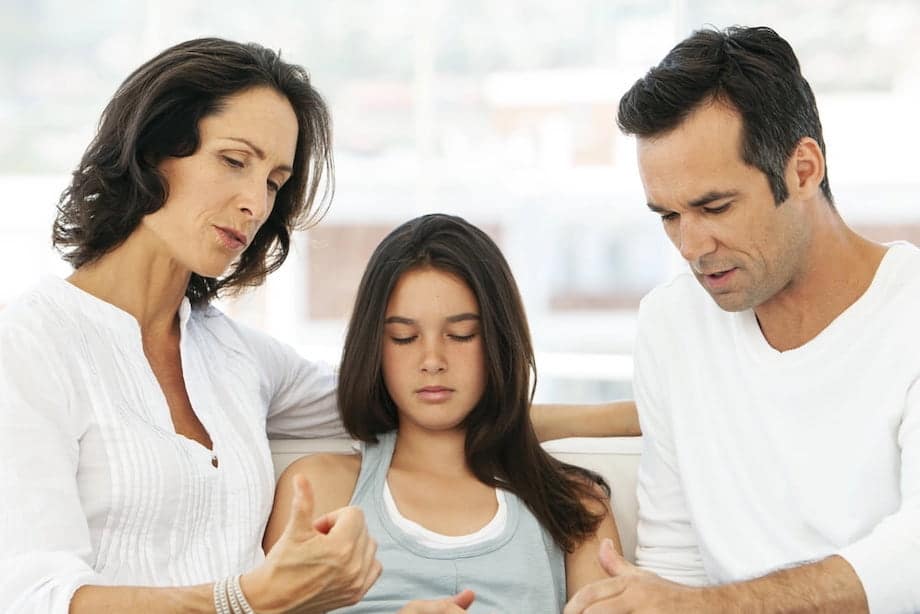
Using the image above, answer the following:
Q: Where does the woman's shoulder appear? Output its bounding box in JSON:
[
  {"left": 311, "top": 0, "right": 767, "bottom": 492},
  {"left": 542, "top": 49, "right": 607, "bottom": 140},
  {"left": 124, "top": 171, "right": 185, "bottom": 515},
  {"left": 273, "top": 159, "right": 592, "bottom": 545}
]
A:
[
  {"left": 1, "top": 277, "right": 72, "bottom": 330},
  {"left": 0, "top": 278, "right": 86, "bottom": 361},
  {"left": 190, "top": 304, "right": 323, "bottom": 376}
]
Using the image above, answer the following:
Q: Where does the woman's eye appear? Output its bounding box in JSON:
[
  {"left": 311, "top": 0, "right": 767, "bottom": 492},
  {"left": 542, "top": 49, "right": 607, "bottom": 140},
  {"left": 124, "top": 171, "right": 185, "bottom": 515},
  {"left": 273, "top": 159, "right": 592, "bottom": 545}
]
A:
[
  {"left": 390, "top": 336, "right": 416, "bottom": 345},
  {"left": 222, "top": 156, "right": 245, "bottom": 169},
  {"left": 449, "top": 333, "right": 477, "bottom": 343},
  {"left": 267, "top": 179, "right": 281, "bottom": 193}
]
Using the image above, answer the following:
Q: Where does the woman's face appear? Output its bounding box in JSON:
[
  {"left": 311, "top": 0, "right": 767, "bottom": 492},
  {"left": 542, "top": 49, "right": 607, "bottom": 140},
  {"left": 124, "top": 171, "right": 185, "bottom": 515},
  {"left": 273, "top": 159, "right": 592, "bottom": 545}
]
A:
[
  {"left": 141, "top": 86, "right": 298, "bottom": 278},
  {"left": 381, "top": 267, "right": 487, "bottom": 434}
]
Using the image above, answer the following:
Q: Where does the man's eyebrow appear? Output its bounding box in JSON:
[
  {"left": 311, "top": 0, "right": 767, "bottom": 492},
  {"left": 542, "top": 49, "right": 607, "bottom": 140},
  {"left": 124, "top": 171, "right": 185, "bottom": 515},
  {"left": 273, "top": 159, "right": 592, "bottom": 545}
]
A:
[
  {"left": 687, "top": 190, "right": 739, "bottom": 208},
  {"left": 646, "top": 190, "right": 740, "bottom": 213},
  {"left": 223, "top": 137, "right": 294, "bottom": 173},
  {"left": 384, "top": 313, "right": 481, "bottom": 325}
]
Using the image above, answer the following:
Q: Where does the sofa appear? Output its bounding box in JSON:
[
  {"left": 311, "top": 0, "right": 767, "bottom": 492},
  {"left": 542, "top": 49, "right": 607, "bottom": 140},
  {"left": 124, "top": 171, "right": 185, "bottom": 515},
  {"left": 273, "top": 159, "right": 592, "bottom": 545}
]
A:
[{"left": 269, "top": 436, "right": 642, "bottom": 562}]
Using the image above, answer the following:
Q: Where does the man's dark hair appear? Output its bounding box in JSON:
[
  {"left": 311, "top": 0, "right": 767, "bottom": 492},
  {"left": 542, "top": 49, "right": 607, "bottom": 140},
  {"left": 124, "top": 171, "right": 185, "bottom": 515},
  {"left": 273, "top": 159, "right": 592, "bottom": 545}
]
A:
[
  {"left": 338, "top": 213, "right": 610, "bottom": 552},
  {"left": 53, "top": 37, "right": 333, "bottom": 306},
  {"left": 618, "top": 26, "right": 832, "bottom": 205}
]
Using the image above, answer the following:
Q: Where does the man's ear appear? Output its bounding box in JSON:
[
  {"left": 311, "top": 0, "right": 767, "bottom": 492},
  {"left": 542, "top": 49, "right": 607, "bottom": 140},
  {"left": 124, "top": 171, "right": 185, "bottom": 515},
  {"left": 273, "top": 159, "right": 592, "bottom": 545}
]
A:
[{"left": 786, "top": 136, "right": 826, "bottom": 201}]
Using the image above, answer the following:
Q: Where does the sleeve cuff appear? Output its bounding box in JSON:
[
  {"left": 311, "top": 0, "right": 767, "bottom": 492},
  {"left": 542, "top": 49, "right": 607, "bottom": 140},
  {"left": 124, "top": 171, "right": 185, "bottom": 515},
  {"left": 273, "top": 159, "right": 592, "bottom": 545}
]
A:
[{"left": 838, "top": 538, "right": 920, "bottom": 613}]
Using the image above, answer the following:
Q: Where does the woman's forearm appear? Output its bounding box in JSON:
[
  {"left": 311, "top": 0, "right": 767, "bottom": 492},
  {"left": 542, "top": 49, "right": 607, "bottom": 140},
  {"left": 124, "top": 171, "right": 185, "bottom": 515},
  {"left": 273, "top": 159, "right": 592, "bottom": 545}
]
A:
[{"left": 71, "top": 583, "right": 215, "bottom": 614}]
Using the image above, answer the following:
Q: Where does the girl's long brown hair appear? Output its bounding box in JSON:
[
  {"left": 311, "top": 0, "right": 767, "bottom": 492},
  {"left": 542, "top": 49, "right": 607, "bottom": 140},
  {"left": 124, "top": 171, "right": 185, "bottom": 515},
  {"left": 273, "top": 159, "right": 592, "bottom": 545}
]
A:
[{"left": 338, "top": 213, "right": 609, "bottom": 552}]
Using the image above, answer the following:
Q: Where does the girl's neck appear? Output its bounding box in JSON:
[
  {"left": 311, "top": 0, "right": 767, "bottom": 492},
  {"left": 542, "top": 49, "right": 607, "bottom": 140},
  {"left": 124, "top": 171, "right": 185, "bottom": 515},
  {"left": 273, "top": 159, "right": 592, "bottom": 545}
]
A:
[{"left": 390, "top": 422, "right": 473, "bottom": 479}]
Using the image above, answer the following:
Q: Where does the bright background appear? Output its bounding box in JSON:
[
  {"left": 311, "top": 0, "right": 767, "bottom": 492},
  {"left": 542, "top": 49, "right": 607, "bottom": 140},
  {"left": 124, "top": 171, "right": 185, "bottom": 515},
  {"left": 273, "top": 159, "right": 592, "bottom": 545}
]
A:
[{"left": 3, "top": 0, "right": 919, "bottom": 403}]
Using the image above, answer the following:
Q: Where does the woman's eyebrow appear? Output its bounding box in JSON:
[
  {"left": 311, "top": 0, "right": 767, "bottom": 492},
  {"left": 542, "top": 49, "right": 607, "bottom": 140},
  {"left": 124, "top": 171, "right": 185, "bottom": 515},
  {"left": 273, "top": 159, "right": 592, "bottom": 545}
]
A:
[{"left": 221, "top": 136, "right": 294, "bottom": 173}]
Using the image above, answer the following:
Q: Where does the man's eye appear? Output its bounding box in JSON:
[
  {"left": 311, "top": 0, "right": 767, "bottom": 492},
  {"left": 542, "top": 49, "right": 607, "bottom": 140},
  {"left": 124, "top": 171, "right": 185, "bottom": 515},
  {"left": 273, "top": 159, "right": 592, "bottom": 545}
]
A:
[
  {"left": 703, "top": 204, "right": 730, "bottom": 214},
  {"left": 661, "top": 212, "right": 678, "bottom": 222}
]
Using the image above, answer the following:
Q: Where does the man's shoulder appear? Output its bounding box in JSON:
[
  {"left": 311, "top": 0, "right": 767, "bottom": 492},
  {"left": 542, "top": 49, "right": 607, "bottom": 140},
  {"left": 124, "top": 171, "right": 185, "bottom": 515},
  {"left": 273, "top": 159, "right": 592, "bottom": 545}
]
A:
[
  {"left": 885, "top": 241, "right": 920, "bottom": 282},
  {"left": 869, "top": 242, "right": 920, "bottom": 314}
]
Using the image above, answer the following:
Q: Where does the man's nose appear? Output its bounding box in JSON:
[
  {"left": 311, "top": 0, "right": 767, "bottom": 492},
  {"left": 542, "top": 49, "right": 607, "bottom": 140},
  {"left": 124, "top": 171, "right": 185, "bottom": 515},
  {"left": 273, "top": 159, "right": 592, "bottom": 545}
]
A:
[{"left": 676, "top": 217, "right": 717, "bottom": 263}]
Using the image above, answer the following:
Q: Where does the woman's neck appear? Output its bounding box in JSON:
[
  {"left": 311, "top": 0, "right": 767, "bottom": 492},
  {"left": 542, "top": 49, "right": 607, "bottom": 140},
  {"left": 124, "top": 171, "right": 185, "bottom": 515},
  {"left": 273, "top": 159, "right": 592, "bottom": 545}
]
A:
[{"left": 67, "top": 229, "right": 192, "bottom": 337}]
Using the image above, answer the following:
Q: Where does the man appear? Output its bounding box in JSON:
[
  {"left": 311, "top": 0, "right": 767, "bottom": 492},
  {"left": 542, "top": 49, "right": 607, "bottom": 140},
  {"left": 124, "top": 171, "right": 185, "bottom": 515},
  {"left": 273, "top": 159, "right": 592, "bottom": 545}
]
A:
[{"left": 566, "top": 26, "right": 919, "bottom": 613}]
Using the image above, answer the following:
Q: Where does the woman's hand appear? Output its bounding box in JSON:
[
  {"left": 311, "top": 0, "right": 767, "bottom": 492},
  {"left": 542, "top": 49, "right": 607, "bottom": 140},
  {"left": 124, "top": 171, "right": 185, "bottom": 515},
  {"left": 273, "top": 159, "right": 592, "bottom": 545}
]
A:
[
  {"left": 397, "top": 590, "right": 476, "bottom": 613},
  {"left": 242, "top": 475, "right": 382, "bottom": 613}
]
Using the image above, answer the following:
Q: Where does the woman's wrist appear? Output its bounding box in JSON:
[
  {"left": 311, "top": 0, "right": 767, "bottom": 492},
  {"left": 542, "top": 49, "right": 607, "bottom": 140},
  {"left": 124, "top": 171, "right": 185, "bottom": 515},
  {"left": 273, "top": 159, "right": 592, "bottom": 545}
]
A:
[
  {"left": 215, "top": 574, "right": 258, "bottom": 614},
  {"left": 239, "top": 571, "right": 272, "bottom": 613}
]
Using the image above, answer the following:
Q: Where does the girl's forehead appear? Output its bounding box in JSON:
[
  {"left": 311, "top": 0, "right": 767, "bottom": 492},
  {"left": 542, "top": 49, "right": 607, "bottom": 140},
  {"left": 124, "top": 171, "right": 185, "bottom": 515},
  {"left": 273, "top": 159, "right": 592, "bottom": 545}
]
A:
[{"left": 385, "top": 267, "right": 478, "bottom": 316}]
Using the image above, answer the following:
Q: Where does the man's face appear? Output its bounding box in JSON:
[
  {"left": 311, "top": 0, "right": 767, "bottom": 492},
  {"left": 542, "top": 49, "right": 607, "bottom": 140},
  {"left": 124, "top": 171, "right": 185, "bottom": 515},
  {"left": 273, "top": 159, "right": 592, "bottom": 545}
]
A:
[{"left": 637, "top": 101, "right": 809, "bottom": 312}]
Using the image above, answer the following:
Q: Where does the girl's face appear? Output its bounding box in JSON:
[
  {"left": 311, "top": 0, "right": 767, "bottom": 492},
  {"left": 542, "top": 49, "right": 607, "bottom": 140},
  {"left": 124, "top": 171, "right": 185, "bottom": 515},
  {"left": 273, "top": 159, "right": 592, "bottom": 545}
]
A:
[
  {"left": 381, "top": 267, "right": 487, "bottom": 434},
  {"left": 141, "top": 86, "right": 298, "bottom": 278}
]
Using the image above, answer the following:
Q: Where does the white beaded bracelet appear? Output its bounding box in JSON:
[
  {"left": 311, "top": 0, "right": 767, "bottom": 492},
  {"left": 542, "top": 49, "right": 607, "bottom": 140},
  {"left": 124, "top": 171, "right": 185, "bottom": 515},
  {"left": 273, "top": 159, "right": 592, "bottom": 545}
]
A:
[
  {"left": 214, "top": 574, "right": 257, "bottom": 614},
  {"left": 230, "top": 574, "right": 256, "bottom": 614},
  {"left": 213, "top": 577, "right": 231, "bottom": 614}
]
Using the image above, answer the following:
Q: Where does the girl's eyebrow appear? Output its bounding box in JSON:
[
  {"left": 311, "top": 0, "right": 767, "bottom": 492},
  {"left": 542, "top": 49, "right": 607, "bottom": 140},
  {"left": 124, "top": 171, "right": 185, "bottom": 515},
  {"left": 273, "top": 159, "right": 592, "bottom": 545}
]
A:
[{"left": 384, "top": 313, "right": 480, "bottom": 325}]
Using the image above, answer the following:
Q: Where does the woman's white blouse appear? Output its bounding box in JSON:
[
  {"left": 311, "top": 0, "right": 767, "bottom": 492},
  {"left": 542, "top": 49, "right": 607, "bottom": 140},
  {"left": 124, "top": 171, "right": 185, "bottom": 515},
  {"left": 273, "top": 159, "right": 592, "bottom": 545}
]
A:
[{"left": 0, "top": 277, "right": 345, "bottom": 614}]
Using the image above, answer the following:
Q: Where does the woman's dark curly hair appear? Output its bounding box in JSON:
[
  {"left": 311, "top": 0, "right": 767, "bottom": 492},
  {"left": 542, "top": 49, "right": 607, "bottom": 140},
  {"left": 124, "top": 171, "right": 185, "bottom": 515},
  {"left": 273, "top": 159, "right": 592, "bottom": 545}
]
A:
[{"left": 52, "top": 37, "right": 333, "bottom": 306}]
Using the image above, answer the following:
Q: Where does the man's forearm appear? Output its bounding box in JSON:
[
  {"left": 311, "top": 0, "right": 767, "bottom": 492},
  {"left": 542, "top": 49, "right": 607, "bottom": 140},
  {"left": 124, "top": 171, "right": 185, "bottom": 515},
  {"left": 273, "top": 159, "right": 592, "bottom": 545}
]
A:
[
  {"left": 704, "top": 555, "right": 868, "bottom": 614},
  {"left": 531, "top": 400, "right": 640, "bottom": 442}
]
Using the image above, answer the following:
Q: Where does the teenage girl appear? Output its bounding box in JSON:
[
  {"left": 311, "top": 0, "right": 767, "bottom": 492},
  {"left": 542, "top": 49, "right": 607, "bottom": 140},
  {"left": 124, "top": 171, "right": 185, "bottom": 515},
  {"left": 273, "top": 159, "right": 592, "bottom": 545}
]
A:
[{"left": 265, "top": 214, "right": 620, "bottom": 613}]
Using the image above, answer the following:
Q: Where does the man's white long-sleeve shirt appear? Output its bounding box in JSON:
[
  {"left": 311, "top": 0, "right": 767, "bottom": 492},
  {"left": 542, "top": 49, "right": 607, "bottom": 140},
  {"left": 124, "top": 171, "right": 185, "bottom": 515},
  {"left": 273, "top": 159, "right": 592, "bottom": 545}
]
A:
[{"left": 634, "top": 242, "right": 920, "bottom": 613}]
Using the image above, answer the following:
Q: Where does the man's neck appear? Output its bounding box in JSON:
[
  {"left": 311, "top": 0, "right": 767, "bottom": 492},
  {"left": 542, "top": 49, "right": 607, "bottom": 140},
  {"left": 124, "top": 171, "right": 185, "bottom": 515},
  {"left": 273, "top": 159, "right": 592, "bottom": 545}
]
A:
[
  {"left": 754, "top": 220, "right": 886, "bottom": 352},
  {"left": 67, "top": 229, "right": 192, "bottom": 338}
]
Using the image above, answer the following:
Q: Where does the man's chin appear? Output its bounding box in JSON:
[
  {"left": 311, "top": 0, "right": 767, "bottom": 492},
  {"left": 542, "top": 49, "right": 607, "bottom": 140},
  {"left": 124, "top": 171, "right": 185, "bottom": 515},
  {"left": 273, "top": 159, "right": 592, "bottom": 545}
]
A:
[{"left": 700, "top": 285, "right": 753, "bottom": 312}]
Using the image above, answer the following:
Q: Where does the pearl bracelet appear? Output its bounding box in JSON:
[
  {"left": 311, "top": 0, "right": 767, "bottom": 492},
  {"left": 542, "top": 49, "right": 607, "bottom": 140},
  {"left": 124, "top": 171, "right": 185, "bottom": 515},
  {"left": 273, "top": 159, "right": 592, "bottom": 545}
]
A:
[
  {"left": 214, "top": 575, "right": 256, "bottom": 614},
  {"left": 213, "top": 577, "right": 231, "bottom": 614}
]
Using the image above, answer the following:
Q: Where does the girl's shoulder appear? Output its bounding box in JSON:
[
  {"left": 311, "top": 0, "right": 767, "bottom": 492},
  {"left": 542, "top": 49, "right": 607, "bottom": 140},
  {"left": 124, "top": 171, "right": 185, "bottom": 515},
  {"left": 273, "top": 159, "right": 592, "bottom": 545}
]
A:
[{"left": 279, "top": 452, "right": 362, "bottom": 514}]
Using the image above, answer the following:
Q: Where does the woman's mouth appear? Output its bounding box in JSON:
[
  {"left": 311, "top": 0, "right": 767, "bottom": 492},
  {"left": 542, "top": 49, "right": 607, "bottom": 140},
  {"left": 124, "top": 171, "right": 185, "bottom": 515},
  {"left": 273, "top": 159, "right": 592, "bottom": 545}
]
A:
[{"left": 214, "top": 226, "right": 247, "bottom": 251}]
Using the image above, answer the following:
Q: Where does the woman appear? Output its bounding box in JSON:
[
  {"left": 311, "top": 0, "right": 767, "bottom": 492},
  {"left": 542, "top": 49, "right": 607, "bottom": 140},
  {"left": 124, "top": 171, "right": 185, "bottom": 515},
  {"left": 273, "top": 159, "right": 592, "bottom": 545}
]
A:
[
  {"left": 0, "top": 37, "right": 377, "bottom": 614},
  {"left": 265, "top": 214, "right": 621, "bottom": 612},
  {"left": 0, "top": 37, "right": 637, "bottom": 614}
]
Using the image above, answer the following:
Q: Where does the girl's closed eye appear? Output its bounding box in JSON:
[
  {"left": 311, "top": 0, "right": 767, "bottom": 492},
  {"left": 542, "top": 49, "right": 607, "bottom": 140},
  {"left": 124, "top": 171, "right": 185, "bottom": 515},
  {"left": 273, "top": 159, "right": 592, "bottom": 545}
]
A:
[
  {"left": 448, "top": 332, "right": 478, "bottom": 342},
  {"left": 390, "top": 335, "right": 417, "bottom": 345}
]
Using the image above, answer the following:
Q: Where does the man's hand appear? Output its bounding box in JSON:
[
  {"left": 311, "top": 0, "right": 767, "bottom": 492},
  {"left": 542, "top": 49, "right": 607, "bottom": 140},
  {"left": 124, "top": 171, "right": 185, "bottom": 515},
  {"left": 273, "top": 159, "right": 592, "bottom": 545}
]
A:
[
  {"left": 397, "top": 589, "right": 475, "bottom": 613},
  {"left": 242, "top": 475, "right": 382, "bottom": 614},
  {"left": 564, "top": 538, "right": 706, "bottom": 614}
]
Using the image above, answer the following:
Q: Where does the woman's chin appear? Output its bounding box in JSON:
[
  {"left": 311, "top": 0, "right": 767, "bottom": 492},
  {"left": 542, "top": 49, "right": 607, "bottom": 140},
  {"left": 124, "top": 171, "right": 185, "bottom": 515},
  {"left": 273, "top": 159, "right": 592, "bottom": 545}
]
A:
[{"left": 194, "top": 260, "right": 235, "bottom": 279}]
